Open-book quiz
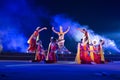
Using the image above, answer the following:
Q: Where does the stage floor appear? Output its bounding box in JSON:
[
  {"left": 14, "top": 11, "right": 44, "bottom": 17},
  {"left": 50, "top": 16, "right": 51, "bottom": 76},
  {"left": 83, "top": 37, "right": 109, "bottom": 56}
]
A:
[{"left": 0, "top": 60, "right": 120, "bottom": 80}]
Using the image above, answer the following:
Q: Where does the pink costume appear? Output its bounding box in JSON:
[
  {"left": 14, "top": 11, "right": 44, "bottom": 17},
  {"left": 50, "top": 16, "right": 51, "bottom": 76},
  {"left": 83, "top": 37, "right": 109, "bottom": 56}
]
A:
[
  {"left": 93, "top": 45, "right": 101, "bottom": 64},
  {"left": 35, "top": 41, "right": 45, "bottom": 62},
  {"left": 48, "top": 41, "right": 58, "bottom": 63}
]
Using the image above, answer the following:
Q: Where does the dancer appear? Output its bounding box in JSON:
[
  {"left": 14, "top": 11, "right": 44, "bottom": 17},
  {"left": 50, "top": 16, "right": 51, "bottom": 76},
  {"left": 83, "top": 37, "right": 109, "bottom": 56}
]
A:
[
  {"left": 52, "top": 26, "right": 71, "bottom": 54},
  {"left": 89, "top": 43, "right": 94, "bottom": 62},
  {"left": 82, "top": 43, "right": 91, "bottom": 64},
  {"left": 92, "top": 40, "right": 101, "bottom": 64},
  {"left": 52, "top": 26, "right": 70, "bottom": 48},
  {"left": 77, "top": 28, "right": 89, "bottom": 45},
  {"left": 27, "top": 27, "right": 47, "bottom": 53},
  {"left": 77, "top": 28, "right": 91, "bottom": 64},
  {"left": 76, "top": 38, "right": 92, "bottom": 64},
  {"left": 99, "top": 39, "right": 105, "bottom": 63},
  {"left": 46, "top": 37, "right": 58, "bottom": 63},
  {"left": 34, "top": 40, "right": 45, "bottom": 62}
]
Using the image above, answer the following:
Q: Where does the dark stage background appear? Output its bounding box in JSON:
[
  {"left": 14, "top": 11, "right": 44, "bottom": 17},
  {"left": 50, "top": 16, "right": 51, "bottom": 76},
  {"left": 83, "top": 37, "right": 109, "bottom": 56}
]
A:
[{"left": 0, "top": 0, "right": 120, "bottom": 54}]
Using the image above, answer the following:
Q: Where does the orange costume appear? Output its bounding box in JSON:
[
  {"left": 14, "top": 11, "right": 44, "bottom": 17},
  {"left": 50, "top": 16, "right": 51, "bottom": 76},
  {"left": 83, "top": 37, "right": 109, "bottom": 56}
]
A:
[
  {"left": 99, "top": 40, "right": 105, "bottom": 63},
  {"left": 27, "top": 27, "right": 47, "bottom": 53},
  {"left": 76, "top": 28, "right": 91, "bottom": 64},
  {"left": 27, "top": 30, "right": 39, "bottom": 53},
  {"left": 75, "top": 43, "right": 81, "bottom": 64},
  {"left": 77, "top": 42, "right": 91, "bottom": 64}
]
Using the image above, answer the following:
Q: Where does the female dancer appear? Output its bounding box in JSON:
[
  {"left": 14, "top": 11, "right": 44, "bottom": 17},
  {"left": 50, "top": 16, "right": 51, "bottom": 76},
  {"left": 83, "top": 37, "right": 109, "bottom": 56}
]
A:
[
  {"left": 35, "top": 40, "right": 45, "bottom": 62},
  {"left": 77, "top": 28, "right": 91, "bottom": 64},
  {"left": 46, "top": 37, "right": 58, "bottom": 63},
  {"left": 77, "top": 28, "right": 89, "bottom": 45},
  {"left": 27, "top": 27, "right": 47, "bottom": 53},
  {"left": 52, "top": 26, "right": 70, "bottom": 48},
  {"left": 99, "top": 39, "right": 105, "bottom": 63}
]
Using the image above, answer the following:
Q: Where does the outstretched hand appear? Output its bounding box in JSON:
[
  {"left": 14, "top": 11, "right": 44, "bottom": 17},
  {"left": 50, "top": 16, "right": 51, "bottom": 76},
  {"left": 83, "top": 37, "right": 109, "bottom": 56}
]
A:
[
  {"left": 52, "top": 27, "right": 54, "bottom": 30},
  {"left": 44, "top": 27, "right": 47, "bottom": 30}
]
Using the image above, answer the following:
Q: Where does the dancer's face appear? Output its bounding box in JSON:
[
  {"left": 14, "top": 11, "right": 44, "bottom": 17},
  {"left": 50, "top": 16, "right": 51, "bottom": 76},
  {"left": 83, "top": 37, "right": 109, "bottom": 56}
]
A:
[
  {"left": 93, "top": 41, "right": 96, "bottom": 45},
  {"left": 82, "top": 29, "right": 86, "bottom": 32}
]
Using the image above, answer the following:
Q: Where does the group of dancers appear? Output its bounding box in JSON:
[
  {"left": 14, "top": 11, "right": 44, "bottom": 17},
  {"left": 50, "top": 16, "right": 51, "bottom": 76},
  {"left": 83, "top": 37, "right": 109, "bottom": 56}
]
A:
[
  {"left": 27, "top": 26, "right": 70, "bottom": 63},
  {"left": 27, "top": 26, "right": 105, "bottom": 64},
  {"left": 75, "top": 28, "right": 105, "bottom": 64}
]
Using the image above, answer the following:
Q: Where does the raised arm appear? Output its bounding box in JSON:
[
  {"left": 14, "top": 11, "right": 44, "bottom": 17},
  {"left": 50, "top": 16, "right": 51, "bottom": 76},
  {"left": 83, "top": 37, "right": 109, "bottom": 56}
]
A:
[
  {"left": 77, "top": 28, "right": 85, "bottom": 33},
  {"left": 52, "top": 27, "right": 59, "bottom": 34},
  {"left": 38, "top": 27, "right": 47, "bottom": 32},
  {"left": 64, "top": 26, "right": 70, "bottom": 34}
]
